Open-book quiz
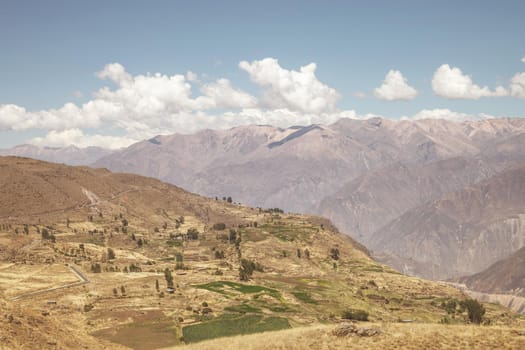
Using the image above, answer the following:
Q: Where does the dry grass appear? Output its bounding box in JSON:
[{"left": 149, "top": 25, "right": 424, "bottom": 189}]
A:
[{"left": 166, "top": 323, "right": 525, "bottom": 350}]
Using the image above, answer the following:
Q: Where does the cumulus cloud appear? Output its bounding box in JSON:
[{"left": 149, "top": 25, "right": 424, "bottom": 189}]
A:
[
  {"left": 0, "top": 59, "right": 355, "bottom": 148},
  {"left": 30, "top": 129, "right": 137, "bottom": 149},
  {"left": 239, "top": 58, "right": 340, "bottom": 113},
  {"left": 0, "top": 103, "right": 100, "bottom": 131},
  {"left": 510, "top": 72, "right": 525, "bottom": 99},
  {"left": 522, "top": 56, "right": 525, "bottom": 63},
  {"left": 432, "top": 64, "right": 508, "bottom": 99},
  {"left": 200, "top": 79, "right": 258, "bottom": 109},
  {"left": 373, "top": 70, "right": 418, "bottom": 100}
]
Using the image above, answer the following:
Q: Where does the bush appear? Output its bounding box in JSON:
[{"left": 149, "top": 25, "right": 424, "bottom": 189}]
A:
[
  {"left": 107, "top": 248, "right": 116, "bottom": 260},
  {"left": 341, "top": 309, "right": 369, "bottom": 321},
  {"left": 212, "top": 223, "right": 226, "bottom": 231},
  {"left": 461, "top": 299, "right": 485, "bottom": 324}
]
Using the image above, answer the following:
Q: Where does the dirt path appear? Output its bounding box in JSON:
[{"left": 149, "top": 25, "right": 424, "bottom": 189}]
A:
[{"left": 9, "top": 264, "right": 89, "bottom": 301}]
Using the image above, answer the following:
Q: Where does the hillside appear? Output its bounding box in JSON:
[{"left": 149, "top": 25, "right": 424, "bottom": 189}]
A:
[
  {"left": 370, "top": 165, "right": 525, "bottom": 280},
  {"left": 0, "top": 156, "right": 519, "bottom": 349},
  {"left": 93, "top": 118, "right": 525, "bottom": 215},
  {"left": 460, "top": 246, "right": 525, "bottom": 296},
  {"left": 316, "top": 157, "right": 496, "bottom": 244}
]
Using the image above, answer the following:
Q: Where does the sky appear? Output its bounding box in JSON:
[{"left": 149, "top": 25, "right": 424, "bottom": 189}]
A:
[{"left": 1, "top": 0, "right": 524, "bottom": 149}]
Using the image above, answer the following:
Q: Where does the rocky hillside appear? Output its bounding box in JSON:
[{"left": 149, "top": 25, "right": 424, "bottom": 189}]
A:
[
  {"left": 460, "top": 246, "right": 525, "bottom": 296},
  {"left": 315, "top": 157, "right": 496, "bottom": 244},
  {"left": 1, "top": 156, "right": 516, "bottom": 349},
  {"left": 370, "top": 165, "right": 525, "bottom": 280},
  {"left": 93, "top": 118, "right": 525, "bottom": 214}
]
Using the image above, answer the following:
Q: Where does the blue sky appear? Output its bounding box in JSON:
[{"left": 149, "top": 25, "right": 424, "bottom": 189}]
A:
[{"left": 1, "top": 0, "right": 524, "bottom": 148}]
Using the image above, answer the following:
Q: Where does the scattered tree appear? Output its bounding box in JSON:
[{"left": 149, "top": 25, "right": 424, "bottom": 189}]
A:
[
  {"left": 212, "top": 223, "right": 226, "bottom": 230},
  {"left": 187, "top": 228, "right": 199, "bottom": 240},
  {"left": 304, "top": 248, "right": 310, "bottom": 259},
  {"left": 330, "top": 248, "right": 340, "bottom": 260},
  {"left": 164, "top": 268, "right": 174, "bottom": 288},
  {"left": 461, "top": 299, "right": 485, "bottom": 324},
  {"left": 107, "top": 247, "right": 116, "bottom": 260}
]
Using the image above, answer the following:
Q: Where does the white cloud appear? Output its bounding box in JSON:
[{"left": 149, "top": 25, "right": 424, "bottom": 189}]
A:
[
  {"left": 0, "top": 59, "right": 355, "bottom": 148},
  {"left": 408, "top": 108, "right": 494, "bottom": 122},
  {"left": 353, "top": 91, "right": 366, "bottom": 99},
  {"left": 0, "top": 103, "right": 100, "bottom": 131},
  {"left": 186, "top": 71, "right": 199, "bottom": 82},
  {"left": 510, "top": 72, "right": 525, "bottom": 99},
  {"left": 30, "top": 129, "right": 137, "bottom": 150},
  {"left": 521, "top": 56, "right": 525, "bottom": 63},
  {"left": 239, "top": 58, "right": 340, "bottom": 113},
  {"left": 96, "top": 62, "right": 132, "bottom": 85},
  {"left": 201, "top": 79, "right": 258, "bottom": 109},
  {"left": 373, "top": 70, "right": 418, "bottom": 101},
  {"left": 432, "top": 64, "right": 508, "bottom": 99}
]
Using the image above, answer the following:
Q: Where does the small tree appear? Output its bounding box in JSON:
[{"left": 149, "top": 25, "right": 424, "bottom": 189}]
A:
[
  {"left": 187, "top": 228, "right": 199, "bottom": 240},
  {"left": 330, "top": 248, "right": 340, "bottom": 260},
  {"left": 107, "top": 248, "right": 116, "bottom": 260},
  {"left": 297, "top": 249, "right": 302, "bottom": 258},
  {"left": 239, "top": 259, "right": 256, "bottom": 281},
  {"left": 120, "top": 285, "right": 126, "bottom": 296},
  {"left": 137, "top": 238, "right": 143, "bottom": 247},
  {"left": 229, "top": 229, "right": 237, "bottom": 243},
  {"left": 175, "top": 253, "right": 184, "bottom": 270},
  {"left": 113, "top": 288, "right": 118, "bottom": 296},
  {"left": 461, "top": 299, "right": 485, "bottom": 324},
  {"left": 155, "top": 279, "right": 160, "bottom": 292},
  {"left": 304, "top": 248, "right": 310, "bottom": 259},
  {"left": 164, "top": 268, "right": 174, "bottom": 288},
  {"left": 212, "top": 223, "right": 226, "bottom": 230}
]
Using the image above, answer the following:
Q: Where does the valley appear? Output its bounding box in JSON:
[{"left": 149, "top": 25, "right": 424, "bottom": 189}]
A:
[{"left": 1, "top": 156, "right": 523, "bottom": 349}]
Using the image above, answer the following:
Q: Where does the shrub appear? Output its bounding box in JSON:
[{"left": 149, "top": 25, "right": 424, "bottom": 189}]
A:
[
  {"left": 212, "top": 223, "right": 226, "bottom": 231},
  {"left": 107, "top": 248, "right": 116, "bottom": 260},
  {"left": 461, "top": 299, "right": 485, "bottom": 324},
  {"left": 341, "top": 309, "right": 369, "bottom": 321}
]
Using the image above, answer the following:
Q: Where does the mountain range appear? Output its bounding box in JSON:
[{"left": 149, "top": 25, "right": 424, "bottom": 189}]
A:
[
  {"left": 3, "top": 117, "right": 525, "bottom": 292},
  {"left": 3, "top": 156, "right": 504, "bottom": 348}
]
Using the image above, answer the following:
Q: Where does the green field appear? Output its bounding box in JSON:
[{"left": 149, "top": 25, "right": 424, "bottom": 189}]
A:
[
  {"left": 194, "top": 280, "right": 281, "bottom": 299},
  {"left": 182, "top": 314, "right": 291, "bottom": 343}
]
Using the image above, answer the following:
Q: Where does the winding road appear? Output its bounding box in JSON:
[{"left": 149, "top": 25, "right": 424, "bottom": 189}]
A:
[{"left": 9, "top": 264, "right": 90, "bottom": 301}]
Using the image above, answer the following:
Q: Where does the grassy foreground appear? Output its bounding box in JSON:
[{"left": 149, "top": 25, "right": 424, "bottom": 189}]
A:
[{"left": 166, "top": 323, "right": 525, "bottom": 350}]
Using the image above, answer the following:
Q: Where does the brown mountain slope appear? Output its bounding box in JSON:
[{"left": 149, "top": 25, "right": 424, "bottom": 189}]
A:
[
  {"left": 1, "top": 156, "right": 518, "bottom": 348},
  {"left": 460, "top": 246, "right": 525, "bottom": 296},
  {"left": 315, "top": 157, "right": 496, "bottom": 244},
  {"left": 0, "top": 156, "right": 244, "bottom": 228},
  {"left": 93, "top": 118, "right": 525, "bottom": 214},
  {"left": 370, "top": 165, "right": 525, "bottom": 280}
]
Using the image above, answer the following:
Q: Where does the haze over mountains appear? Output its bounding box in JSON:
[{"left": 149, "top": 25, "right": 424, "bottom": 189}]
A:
[
  {"left": 0, "top": 144, "right": 111, "bottom": 166},
  {"left": 4, "top": 117, "right": 525, "bottom": 288}
]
